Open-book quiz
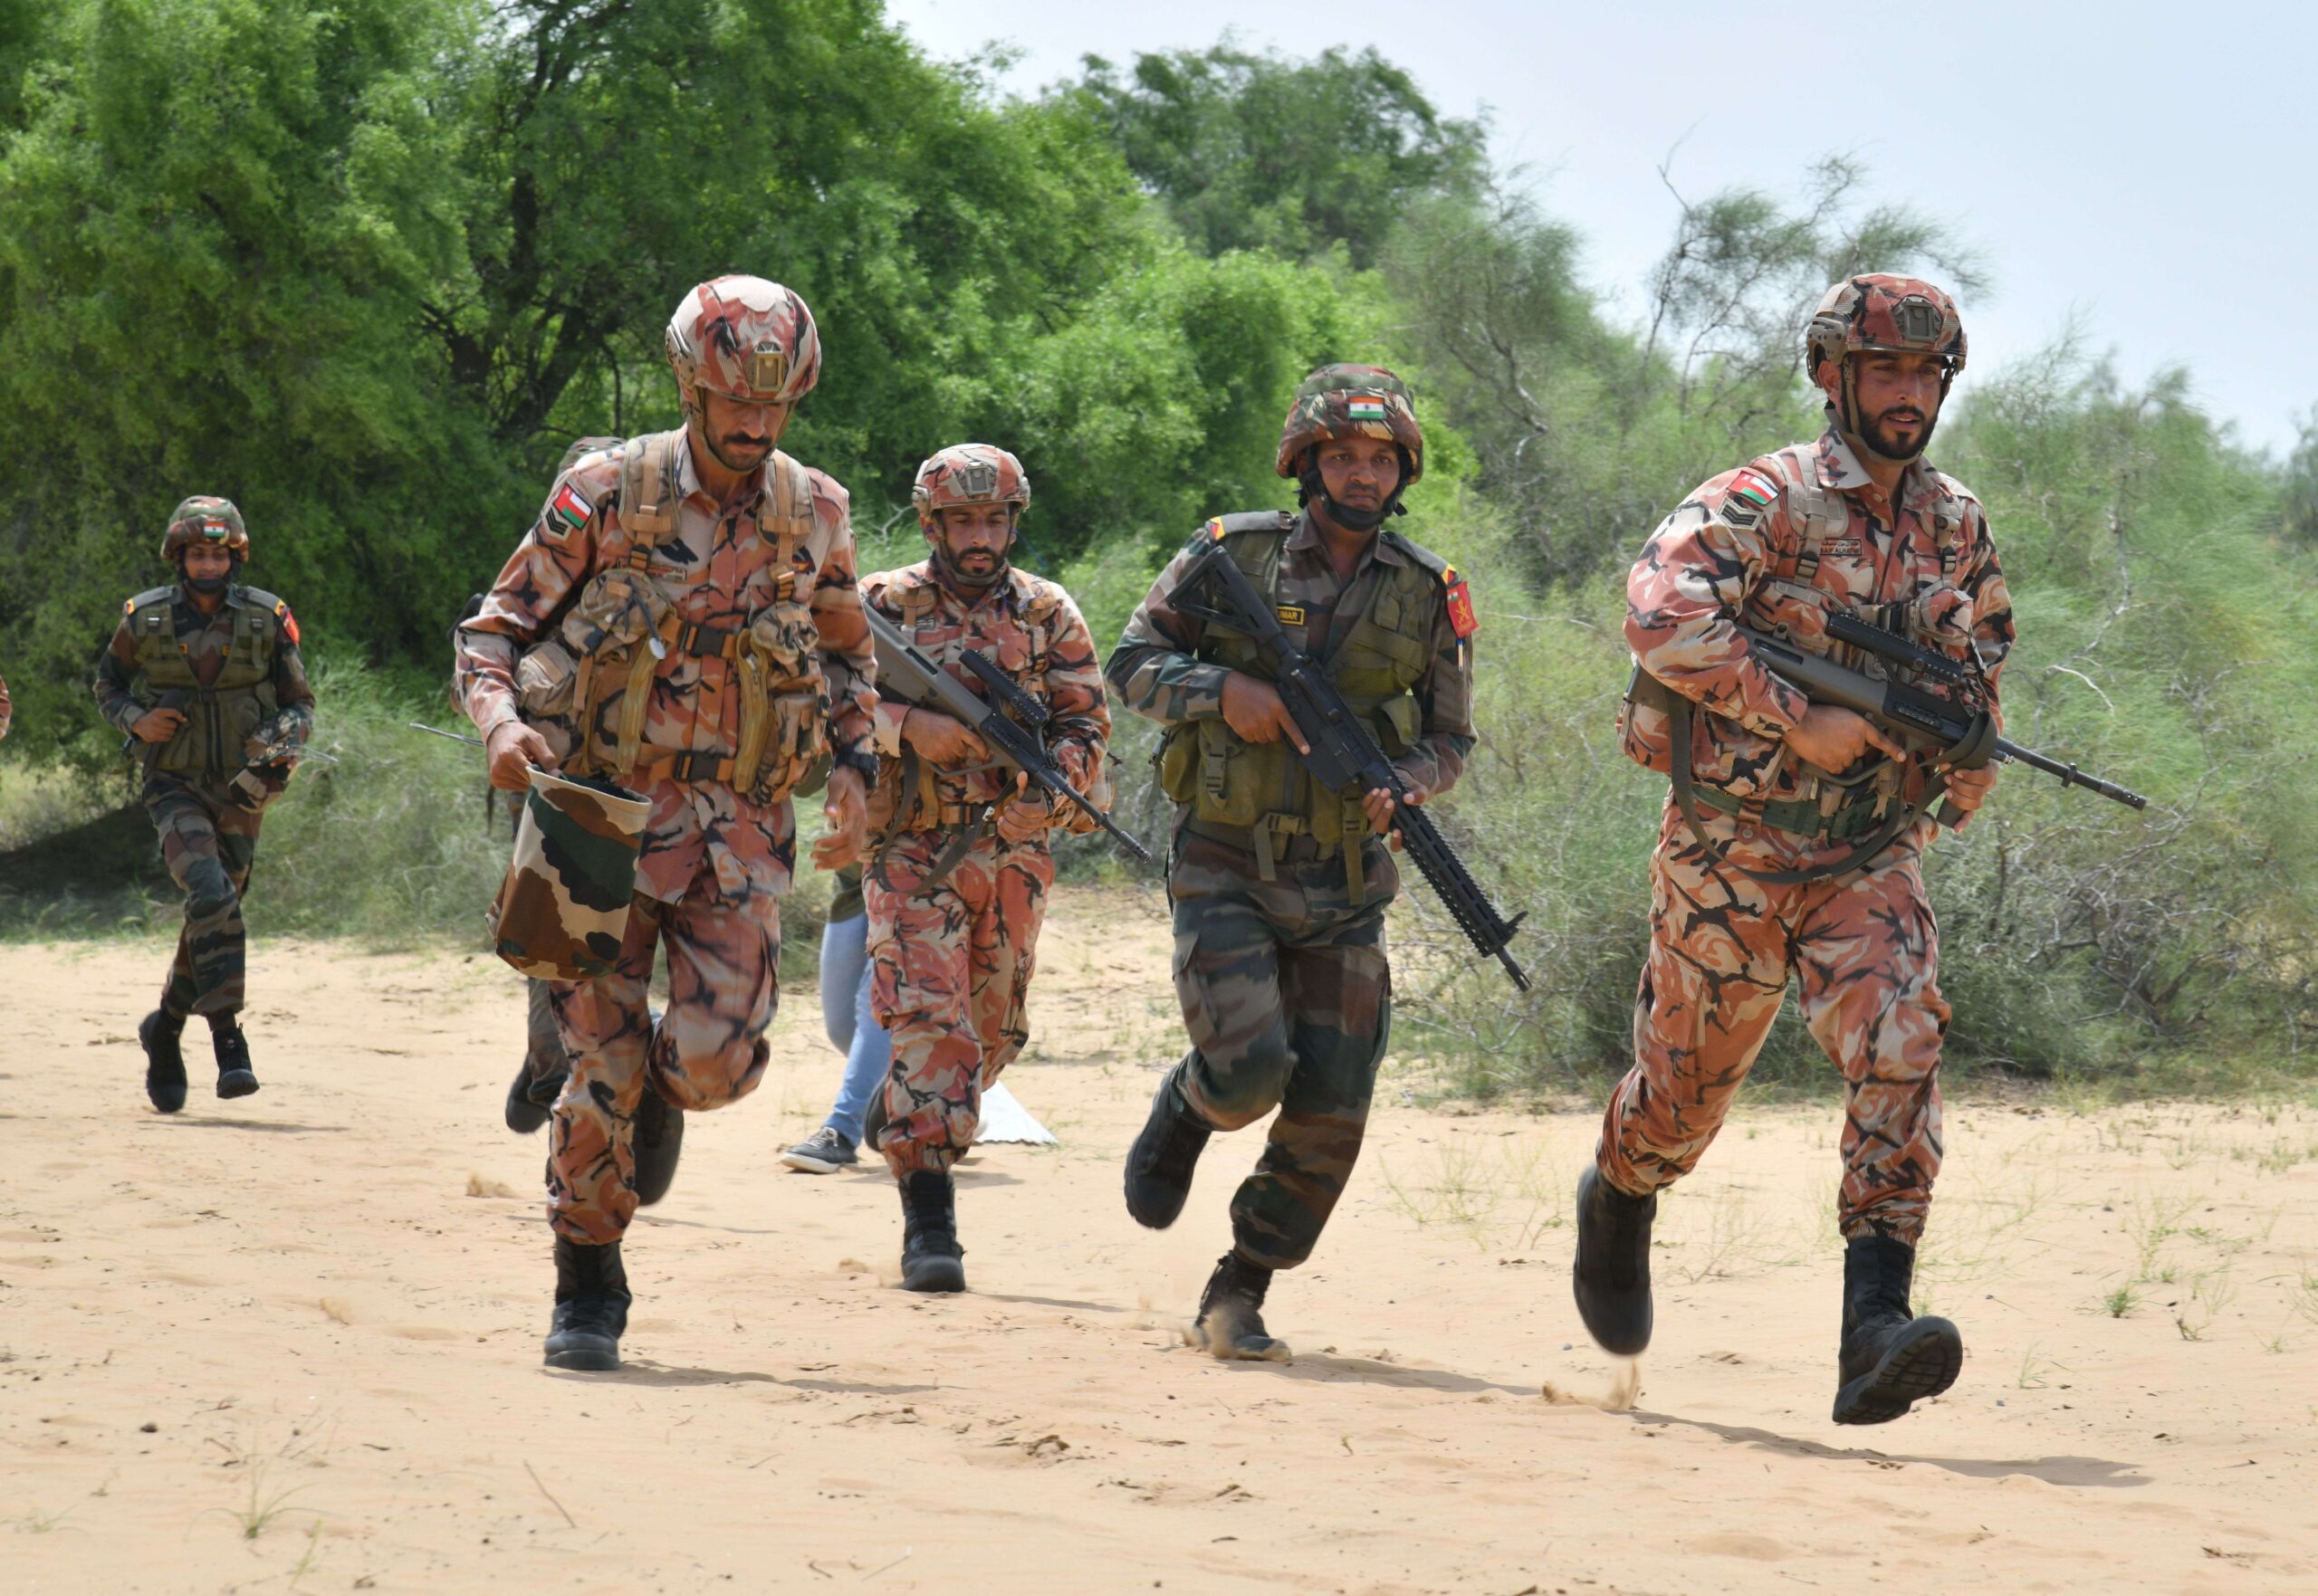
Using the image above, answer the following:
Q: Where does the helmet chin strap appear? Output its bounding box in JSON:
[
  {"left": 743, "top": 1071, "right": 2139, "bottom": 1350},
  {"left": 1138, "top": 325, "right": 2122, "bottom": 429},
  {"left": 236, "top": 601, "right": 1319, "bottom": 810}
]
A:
[{"left": 1297, "top": 456, "right": 1407, "bottom": 532}]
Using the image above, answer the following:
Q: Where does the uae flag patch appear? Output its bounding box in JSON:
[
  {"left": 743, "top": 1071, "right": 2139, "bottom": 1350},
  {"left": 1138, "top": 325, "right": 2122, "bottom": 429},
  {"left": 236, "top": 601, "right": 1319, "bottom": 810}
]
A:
[
  {"left": 1728, "top": 469, "right": 1777, "bottom": 509},
  {"left": 1346, "top": 394, "right": 1388, "bottom": 422},
  {"left": 1443, "top": 569, "right": 1478, "bottom": 639},
  {"left": 545, "top": 482, "right": 593, "bottom": 539}
]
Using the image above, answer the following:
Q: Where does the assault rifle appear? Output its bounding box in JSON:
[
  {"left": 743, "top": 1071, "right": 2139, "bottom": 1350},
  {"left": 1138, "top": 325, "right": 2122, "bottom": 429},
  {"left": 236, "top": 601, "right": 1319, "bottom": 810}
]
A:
[
  {"left": 1738, "top": 615, "right": 2148, "bottom": 817},
  {"left": 864, "top": 607, "right": 1151, "bottom": 863},
  {"left": 1164, "top": 542, "right": 1530, "bottom": 990}
]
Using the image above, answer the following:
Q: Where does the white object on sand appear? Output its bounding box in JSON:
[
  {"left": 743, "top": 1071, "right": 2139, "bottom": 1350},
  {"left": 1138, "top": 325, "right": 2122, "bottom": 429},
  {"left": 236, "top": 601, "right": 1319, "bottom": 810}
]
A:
[{"left": 974, "top": 1081, "right": 1058, "bottom": 1145}]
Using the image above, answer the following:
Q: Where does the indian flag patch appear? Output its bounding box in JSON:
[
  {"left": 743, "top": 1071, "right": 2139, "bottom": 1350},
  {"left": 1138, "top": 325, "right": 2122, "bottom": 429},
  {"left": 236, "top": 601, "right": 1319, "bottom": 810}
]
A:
[
  {"left": 545, "top": 482, "right": 592, "bottom": 539},
  {"left": 1728, "top": 469, "right": 1777, "bottom": 509},
  {"left": 1346, "top": 394, "right": 1389, "bottom": 422}
]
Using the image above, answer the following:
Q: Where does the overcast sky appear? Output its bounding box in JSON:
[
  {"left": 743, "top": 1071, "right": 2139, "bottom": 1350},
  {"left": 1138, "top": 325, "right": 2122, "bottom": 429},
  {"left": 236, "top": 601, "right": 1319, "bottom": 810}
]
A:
[{"left": 888, "top": 0, "right": 2313, "bottom": 455}]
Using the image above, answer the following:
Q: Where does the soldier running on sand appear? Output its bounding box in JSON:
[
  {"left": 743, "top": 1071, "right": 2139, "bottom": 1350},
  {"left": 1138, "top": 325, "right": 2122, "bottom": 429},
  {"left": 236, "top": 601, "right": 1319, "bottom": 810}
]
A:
[
  {"left": 1108, "top": 367, "right": 1476, "bottom": 1359},
  {"left": 454, "top": 275, "right": 876, "bottom": 1372},
  {"left": 92, "top": 497, "right": 315, "bottom": 1111},
  {"left": 1580, "top": 275, "right": 2014, "bottom": 1424},
  {"left": 853, "top": 444, "right": 1111, "bottom": 1290}
]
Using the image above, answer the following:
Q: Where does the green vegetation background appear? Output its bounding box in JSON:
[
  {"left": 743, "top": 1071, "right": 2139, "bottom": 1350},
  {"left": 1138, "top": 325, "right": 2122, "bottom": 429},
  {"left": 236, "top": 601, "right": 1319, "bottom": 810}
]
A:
[{"left": 2, "top": 0, "right": 2313, "bottom": 1095}]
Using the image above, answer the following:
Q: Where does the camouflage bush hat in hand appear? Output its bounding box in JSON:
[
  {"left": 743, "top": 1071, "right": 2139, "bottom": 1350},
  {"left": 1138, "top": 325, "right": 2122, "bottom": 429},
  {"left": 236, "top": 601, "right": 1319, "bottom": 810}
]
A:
[
  {"left": 1274, "top": 364, "right": 1426, "bottom": 485},
  {"left": 665, "top": 275, "right": 823, "bottom": 425},
  {"left": 160, "top": 496, "right": 249, "bottom": 563},
  {"left": 911, "top": 444, "right": 1031, "bottom": 521}
]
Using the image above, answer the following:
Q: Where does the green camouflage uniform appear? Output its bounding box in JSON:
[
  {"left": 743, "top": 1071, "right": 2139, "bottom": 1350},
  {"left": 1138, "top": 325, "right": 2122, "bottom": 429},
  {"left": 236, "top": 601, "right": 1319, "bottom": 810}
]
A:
[
  {"left": 92, "top": 583, "right": 314, "bottom": 1022},
  {"left": 1106, "top": 511, "right": 1474, "bottom": 1269}
]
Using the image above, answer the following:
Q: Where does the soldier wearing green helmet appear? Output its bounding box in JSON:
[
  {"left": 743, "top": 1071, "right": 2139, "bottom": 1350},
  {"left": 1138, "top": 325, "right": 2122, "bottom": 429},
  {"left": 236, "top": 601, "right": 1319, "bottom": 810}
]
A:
[
  {"left": 91, "top": 495, "right": 316, "bottom": 1112},
  {"left": 1106, "top": 363, "right": 1480, "bottom": 1359}
]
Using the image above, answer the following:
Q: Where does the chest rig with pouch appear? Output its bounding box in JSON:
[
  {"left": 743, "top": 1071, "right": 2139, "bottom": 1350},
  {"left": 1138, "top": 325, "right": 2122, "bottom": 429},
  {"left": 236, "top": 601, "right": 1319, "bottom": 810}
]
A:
[
  {"left": 513, "top": 432, "right": 830, "bottom": 804},
  {"left": 1620, "top": 454, "right": 1971, "bottom": 884},
  {"left": 1157, "top": 512, "right": 1440, "bottom": 900},
  {"left": 874, "top": 573, "right": 1111, "bottom": 839},
  {"left": 127, "top": 586, "right": 283, "bottom": 782}
]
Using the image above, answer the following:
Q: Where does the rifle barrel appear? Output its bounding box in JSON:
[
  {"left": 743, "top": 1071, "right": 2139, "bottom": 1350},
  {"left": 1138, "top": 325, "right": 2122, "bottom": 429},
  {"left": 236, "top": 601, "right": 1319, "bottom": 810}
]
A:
[{"left": 1995, "top": 739, "right": 2150, "bottom": 809}]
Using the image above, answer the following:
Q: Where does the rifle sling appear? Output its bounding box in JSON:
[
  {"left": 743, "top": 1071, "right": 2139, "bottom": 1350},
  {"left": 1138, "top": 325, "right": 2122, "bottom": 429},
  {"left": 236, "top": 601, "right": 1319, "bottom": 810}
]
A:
[{"left": 1667, "top": 685, "right": 1945, "bottom": 887}]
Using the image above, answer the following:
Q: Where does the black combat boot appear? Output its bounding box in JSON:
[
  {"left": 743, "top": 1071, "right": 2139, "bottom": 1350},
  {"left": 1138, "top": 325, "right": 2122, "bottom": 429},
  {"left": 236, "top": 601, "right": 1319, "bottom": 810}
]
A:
[
  {"left": 139, "top": 1010, "right": 188, "bottom": 1114},
  {"left": 1831, "top": 1234, "right": 1962, "bottom": 1425},
  {"left": 504, "top": 978, "right": 566, "bottom": 1134},
  {"left": 1124, "top": 1063, "right": 1212, "bottom": 1229},
  {"left": 632, "top": 1089, "right": 685, "bottom": 1208},
  {"left": 1190, "top": 1251, "right": 1288, "bottom": 1362},
  {"left": 897, "top": 1170, "right": 966, "bottom": 1293},
  {"left": 212, "top": 1022, "right": 259, "bottom": 1100},
  {"left": 542, "top": 1236, "right": 631, "bottom": 1371},
  {"left": 1571, "top": 1166, "right": 1655, "bottom": 1355}
]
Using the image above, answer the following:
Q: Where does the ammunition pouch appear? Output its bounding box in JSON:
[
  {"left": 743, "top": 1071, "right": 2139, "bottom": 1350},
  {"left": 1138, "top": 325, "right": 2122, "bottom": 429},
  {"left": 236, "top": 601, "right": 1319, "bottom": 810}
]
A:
[
  {"left": 129, "top": 587, "right": 282, "bottom": 783},
  {"left": 516, "top": 435, "right": 829, "bottom": 802},
  {"left": 1159, "top": 521, "right": 1435, "bottom": 902}
]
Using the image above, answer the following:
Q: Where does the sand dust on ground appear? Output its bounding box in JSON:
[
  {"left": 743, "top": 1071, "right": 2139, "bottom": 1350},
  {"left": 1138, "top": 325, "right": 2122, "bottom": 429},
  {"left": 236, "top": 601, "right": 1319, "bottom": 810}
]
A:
[{"left": 5, "top": 884, "right": 2317, "bottom": 1593}]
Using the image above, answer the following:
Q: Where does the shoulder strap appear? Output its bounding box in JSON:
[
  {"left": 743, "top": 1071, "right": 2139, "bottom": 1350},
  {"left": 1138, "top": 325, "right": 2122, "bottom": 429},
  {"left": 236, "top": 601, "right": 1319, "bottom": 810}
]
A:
[
  {"left": 1211, "top": 510, "right": 1295, "bottom": 538},
  {"left": 617, "top": 432, "right": 684, "bottom": 545},
  {"left": 1381, "top": 530, "right": 1450, "bottom": 581}
]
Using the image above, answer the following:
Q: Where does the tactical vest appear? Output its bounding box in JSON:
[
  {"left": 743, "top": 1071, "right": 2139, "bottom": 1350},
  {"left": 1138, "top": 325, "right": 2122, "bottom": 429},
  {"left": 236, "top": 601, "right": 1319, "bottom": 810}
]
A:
[
  {"left": 1158, "top": 512, "right": 1442, "bottom": 889},
  {"left": 513, "top": 431, "right": 829, "bottom": 802},
  {"left": 1619, "top": 452, "right": 1974, "bottom": 874},
  {"left": 875, "top": 573, "right": 1097, "bottom": 837},
  {"left": 127, "top": 586, "right": 283, "bottom": 782}
]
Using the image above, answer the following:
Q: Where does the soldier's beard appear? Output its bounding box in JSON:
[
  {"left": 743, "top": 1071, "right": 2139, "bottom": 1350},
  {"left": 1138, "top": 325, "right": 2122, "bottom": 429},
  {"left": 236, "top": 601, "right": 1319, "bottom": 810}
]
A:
[
  {"left": 708, "top": 432, "right": 771, "bottom": 473},
  {"left": 932, "top": 541, "right": 1008, "bottom": 593},
  {"left": 1857, "top": 405, "right": 1939, "bottom": 463},
  {"left": 183, "top": 572, "right": 229, "bottom": 597}
]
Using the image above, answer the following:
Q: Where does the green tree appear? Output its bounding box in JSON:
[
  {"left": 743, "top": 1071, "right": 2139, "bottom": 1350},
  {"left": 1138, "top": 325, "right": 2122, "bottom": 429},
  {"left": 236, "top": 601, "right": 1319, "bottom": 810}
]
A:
[
  {"left": 2284, "top": 410, "right": 2318, "bottom": 546},
  {"left": 437, "top": 0, "right": 1158, "bottom": 543},
  {"left": 1068, "top": 43, "right": 1485, "bottom": 267},
  {"left": 0, "top": 0, "right": 491, "bottom": 760}
]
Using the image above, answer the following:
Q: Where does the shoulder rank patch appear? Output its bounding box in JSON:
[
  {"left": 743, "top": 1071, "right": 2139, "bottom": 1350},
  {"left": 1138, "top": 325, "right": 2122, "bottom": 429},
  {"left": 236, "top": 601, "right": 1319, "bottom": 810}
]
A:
[
  {"left": 273, "top": 598, "right": 300, "bottom": 645},
  {"left": 545, "top": 481, "right": 593, "bottom": 540},
  {"left": 1442, "top": 568, "right": 1478, "bottom": 639}
]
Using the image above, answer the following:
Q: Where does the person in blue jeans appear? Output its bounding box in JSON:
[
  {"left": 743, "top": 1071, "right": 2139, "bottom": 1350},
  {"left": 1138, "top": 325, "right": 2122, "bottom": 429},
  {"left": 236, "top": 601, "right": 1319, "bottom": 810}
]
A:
[{"left": 783, "top": 863, "right": 893, "bottom": 1172}]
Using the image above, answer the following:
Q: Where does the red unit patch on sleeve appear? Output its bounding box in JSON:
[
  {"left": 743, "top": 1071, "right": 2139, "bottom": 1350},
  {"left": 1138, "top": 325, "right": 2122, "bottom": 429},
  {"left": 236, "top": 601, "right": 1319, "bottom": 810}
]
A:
[
  {"left": 1443, "top": 573, "right": 1478, "bottom": 639},
  {"left": 274, "top": 598, "right": 300, "bottom": 645}
]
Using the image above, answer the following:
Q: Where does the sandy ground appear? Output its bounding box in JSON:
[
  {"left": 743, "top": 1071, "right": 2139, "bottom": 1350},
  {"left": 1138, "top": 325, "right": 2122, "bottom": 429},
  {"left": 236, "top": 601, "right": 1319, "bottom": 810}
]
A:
[{"left": 5, "top": 885, "right": 2318, "bottom": 1595}]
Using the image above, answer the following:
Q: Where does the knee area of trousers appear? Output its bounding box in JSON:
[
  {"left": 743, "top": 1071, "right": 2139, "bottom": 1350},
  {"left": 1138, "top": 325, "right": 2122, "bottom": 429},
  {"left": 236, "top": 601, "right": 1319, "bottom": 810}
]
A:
[
  {"left": 654, "top": 1043, "right": 764, "bottom": 1111},
  {"left": 1194, "top": 1074, "right": 1285, "bottom": 1133},
  {"left": 184, "top": 865, "right": 236, "bottom": 915}
]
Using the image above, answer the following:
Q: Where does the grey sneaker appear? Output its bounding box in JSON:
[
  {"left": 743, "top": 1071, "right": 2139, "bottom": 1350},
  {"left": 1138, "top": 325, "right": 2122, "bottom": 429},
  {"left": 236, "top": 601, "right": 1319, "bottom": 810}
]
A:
[{"left": 782, "top": 1125, "right": 859, "bottom": 1174}]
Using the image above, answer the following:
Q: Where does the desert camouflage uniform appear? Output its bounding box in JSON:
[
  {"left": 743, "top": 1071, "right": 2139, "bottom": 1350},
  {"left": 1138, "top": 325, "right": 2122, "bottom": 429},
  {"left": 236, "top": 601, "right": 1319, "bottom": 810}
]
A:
[
  {"left": 1604, "top": 425, "right": 2015, "bottom": 1245},
  {"left": 862, "top": 561, "right": 1108, "bottom": 1174},
  {"left": 1108, "top": 513, "right": 1474, "bottom": 1269},
  {"left": 92, "top": 586, "right": 314, "bottom": 1022},
  {"left": 455, "top": 434, "right": 875, "bottom": 1244}
]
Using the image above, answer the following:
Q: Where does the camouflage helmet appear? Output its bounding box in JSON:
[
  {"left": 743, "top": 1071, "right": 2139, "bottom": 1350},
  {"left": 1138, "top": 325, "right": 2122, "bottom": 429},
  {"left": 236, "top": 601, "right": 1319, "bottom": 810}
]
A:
[
  {"left": 664, "top": 276, "right": 822, "bottom": 424},
  {"left": 911, "top": 444, "right": 1031, "bottom": 523},
  {"left": 160, "top": 496, "right": 249, "bottom": 563},
  {"left": 1274, "top": 364, "right": 1425, "bottom": 485},
  {"left": 1805, "top": 275, "right": 1968, "bottom": 382}
]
